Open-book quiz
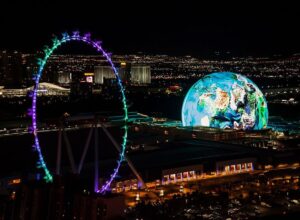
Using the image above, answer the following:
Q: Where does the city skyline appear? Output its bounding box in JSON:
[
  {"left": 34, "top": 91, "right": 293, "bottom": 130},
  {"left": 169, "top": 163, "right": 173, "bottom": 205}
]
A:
[{"left": 1, "top": 2, "right": 300, "bottom": 219}]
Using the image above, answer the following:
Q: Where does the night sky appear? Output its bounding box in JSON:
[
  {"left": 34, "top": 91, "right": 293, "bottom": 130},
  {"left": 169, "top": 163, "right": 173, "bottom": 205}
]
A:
[{"left": 1, "top": 0, "right": 299, "bottom": 56}]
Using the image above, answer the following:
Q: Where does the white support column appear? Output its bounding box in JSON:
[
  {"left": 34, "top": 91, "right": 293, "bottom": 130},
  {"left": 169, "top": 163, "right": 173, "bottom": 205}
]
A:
[
  {"left": 62, "top": 129, "right": 77, "bottom": 174},
  {"left": 56, "top": 128, "right": 62, "bottom": 175},
  {"left": 77, "top": 127, "right": 94, "bottom": 174},
  {"left": 100, "top": 123, "right": 146, "bottom": 189}
]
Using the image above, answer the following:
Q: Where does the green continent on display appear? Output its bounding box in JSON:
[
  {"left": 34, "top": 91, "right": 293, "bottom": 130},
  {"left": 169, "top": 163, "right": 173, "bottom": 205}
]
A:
[{"left": 181, "top": 72, "right": 268, "bottom": 130}]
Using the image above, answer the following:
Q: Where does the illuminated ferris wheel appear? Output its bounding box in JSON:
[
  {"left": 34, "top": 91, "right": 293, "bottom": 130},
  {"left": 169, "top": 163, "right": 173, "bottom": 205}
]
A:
[{"left": 28, "top": 31, "right": 142, "bottom": 194}]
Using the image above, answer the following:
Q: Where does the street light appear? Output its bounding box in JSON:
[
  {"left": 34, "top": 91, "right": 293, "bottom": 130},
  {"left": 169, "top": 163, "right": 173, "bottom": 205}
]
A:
[
  {"left": 159, "top": 189, "right": 164, "bottom": 197},
  {"left": 136, "top": 192, "right": 140, "bottom": 201},
  {"left": 180, "top": 185, "right": 184, "bottom": 193}
]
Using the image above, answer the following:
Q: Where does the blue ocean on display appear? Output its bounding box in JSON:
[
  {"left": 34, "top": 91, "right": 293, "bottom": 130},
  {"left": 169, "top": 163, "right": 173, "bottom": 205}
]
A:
[{"left": 182, "top": 72, "right": 268, "bottom": 130}]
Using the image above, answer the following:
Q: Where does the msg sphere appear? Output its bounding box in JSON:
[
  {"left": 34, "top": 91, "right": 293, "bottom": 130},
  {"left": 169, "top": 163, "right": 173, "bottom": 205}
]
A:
[{"left": 181, "top": 72, "right": 268, "bottom": 130}]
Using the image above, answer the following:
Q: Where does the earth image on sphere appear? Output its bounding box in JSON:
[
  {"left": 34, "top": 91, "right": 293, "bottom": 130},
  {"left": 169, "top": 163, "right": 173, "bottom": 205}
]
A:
[{"left": 181, "top": 72, "right": 268, "bottom": 130}]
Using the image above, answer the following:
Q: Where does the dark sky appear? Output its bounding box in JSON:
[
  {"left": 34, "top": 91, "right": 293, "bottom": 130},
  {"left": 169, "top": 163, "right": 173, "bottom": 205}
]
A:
[{"left": 0, "top": 0, "right": 299, "bottom": 56}]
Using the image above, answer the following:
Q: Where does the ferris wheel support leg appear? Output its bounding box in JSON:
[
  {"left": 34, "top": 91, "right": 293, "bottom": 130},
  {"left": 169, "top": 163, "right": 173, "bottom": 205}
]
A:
[
  {"left": 100, "top": 124, "right": 146, "bottom": 189},
  {"left": 62, "top": 129, "right": 77, "bottom": 174},
  {"left": 56, "top": 128, "right": 63, "bottom": 175},
  {"left": 77, "top": 127, "right": 94, "bottom": 174},
  {"left": 94, "top": 126, "right": 99, "bottom": 193}
]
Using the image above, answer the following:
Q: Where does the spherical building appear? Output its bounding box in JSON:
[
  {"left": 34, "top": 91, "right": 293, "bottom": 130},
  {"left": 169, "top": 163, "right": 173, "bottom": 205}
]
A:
[{"left": 181, "top": 72, "right": 268, "bottom": 130}]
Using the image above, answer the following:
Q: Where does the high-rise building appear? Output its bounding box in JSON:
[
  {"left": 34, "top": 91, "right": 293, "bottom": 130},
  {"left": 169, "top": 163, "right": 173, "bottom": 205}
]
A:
[
  {"left": 130, "top": 65, "right": 151, "bottom": 85},
  {"left": 0, "top": 51, "right": 23, "bottom": 88},
  {"left": 9, "top": 177, "right": 126, "bottom": 220},
  {"left": 23, "top": 54, "right": 37, "bottom": 87},
  {"left": 58, "top": 71, "right": 72, "bottom": 85},
  {"left": 94, "top": 66, "right": 115, "bottom": 84},
  {"left": 118, "top": 62, "right": 131, "bottom": 84},
  {"left": 94, "top": 64, "right": 151, "bottom": 85}
]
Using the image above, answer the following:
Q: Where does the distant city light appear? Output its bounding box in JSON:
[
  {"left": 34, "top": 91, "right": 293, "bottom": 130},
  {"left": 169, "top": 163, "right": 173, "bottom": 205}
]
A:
[
  {"left": 84, "top": 72, "right": 94, "bottom": 76},
  {"left": 86, "top": 76, "right": 93, "bottom": 83}
]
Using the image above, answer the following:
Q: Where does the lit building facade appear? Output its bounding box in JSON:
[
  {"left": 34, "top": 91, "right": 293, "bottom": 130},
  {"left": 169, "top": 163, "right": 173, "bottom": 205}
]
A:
[
  {"left": 162, "top": 164, "right": 203, "bottom": 185},
  {"left": 94, "top": 64, "right": 150, "bottom": 85},
  {"left": 130, "top": 65, "right": 151, "bottom": 85},
  {"left": 94, "top": 66, "right": 115, "bottom": 84},
  {"left": 216, "top": 158, "right": 255, "bottom": 175},
  {"left": 58, "top": 71, "right": 71, "bottom": 85}
]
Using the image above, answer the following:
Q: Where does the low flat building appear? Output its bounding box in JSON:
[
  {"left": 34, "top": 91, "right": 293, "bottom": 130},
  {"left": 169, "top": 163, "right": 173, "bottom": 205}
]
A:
[
  {"left": 216, "top": 157, "right": 255, "bottom": 175},
  {"left": 162, "top": 164, "right": 203, "bottom": 185}
]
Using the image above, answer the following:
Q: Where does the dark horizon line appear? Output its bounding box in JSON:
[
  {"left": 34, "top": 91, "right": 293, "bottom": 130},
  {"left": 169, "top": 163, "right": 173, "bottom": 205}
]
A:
[{"left": 1, "top": 48, "right": 299, "bottom": 59}]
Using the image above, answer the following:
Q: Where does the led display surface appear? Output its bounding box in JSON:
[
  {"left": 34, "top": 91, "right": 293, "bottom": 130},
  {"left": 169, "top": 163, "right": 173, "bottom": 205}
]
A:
[{"left": 182, "top": 72, "right": 268, "bottom": 130}]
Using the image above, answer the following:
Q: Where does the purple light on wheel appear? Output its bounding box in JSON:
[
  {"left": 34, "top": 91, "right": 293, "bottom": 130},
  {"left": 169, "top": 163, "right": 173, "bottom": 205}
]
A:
[{"left": 30, "top": 31, "right": 129, "bottom": 192}]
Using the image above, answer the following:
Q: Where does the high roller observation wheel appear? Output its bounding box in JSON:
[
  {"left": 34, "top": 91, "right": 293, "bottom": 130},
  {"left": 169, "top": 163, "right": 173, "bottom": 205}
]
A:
[{"left": 28, "top": 31, "right": 128, "bottom": 194}]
